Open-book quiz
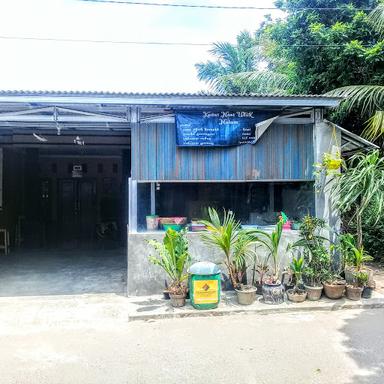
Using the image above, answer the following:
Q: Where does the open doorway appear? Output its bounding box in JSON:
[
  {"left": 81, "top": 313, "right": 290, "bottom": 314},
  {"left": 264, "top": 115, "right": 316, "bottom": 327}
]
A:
[{"left": 0, "top": 137, "right": 130, "bottom": 296}]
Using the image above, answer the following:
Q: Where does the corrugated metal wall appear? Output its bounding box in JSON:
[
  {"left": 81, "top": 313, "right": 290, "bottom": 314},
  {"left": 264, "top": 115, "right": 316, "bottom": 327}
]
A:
[{"left": 131, "top": 123, "right": 314, "bottom": 181}]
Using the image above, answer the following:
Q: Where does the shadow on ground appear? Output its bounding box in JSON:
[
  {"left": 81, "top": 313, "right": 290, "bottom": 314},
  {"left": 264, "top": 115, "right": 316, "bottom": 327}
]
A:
[
  {"left": 341, "top": 308, "right": 384, "bottom": 383},
  {"left": 0, "top": 249, "right": 127, "bottom": 297}
]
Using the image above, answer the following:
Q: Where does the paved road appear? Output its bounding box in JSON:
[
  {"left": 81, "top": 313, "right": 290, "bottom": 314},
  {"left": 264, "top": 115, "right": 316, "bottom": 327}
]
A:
[{"left": 0, "top": 295, "right": 383, "bottom": 384}]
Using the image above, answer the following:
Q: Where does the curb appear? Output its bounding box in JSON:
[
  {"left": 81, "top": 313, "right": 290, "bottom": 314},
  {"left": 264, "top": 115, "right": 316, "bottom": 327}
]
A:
[{"left": 128, "top": 298, "right": 384, "bottom": 321}]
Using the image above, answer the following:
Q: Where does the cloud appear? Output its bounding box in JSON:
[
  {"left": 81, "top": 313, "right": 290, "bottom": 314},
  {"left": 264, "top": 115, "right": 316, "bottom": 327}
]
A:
[{"left": 0, "top": 0, "right": 280, "bottom": 92}]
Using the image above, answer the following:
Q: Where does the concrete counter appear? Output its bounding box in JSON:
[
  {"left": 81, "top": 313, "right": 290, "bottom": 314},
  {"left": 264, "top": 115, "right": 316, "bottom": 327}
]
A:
[{"left": 127, "top": 230, "right": 301, "bottom": 296}]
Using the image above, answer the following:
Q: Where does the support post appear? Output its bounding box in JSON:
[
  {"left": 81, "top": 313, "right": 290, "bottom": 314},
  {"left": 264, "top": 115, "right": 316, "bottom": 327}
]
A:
[
  {"left": 128, "top": 177, "right": 138, "bottom": 233},
  {"left": 150, "top": 182, "right": 156, "bottom": 215}
]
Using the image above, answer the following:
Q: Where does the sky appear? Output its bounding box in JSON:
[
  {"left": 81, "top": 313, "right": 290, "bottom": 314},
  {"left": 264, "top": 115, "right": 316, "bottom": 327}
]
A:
[{"left": 0, "top": 0, "right": 282, "bottom": 93}]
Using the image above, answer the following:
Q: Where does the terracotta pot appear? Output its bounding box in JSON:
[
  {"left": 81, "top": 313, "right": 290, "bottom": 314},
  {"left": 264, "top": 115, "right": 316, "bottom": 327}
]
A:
[
  {"left": 235, "top": 286, "right": 257, "bottom": 305},
  {"left": 287, "top": 289, "right": 307, "bottom": 303},
  {"left": 322, "top": 281, "right": 346, "bottom": 299},
  {"left": 346, "top": 285, "right": 363, "bottom": 301},
  {"left": 305, "top": 285, "right": 323, "bottom": 301},
  {"left": 169, "top": 293, "right": 186, "bottom": 307},
  {"left": 262, "top": 282, "right": 285, "bottom": 305}
]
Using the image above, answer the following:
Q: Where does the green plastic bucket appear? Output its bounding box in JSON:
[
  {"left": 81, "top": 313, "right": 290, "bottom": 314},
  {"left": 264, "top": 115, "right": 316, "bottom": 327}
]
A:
[{"left": 189, "top": 262, "right": 221, "bottom": 310}]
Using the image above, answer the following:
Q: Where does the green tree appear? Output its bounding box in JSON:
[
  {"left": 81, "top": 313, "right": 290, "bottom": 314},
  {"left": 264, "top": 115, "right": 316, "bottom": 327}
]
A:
[
  {"left": 195, "top": 31, "right": 260, "bottom": 93},
  {"left": 327, "top": 2, "right": 384, "bottom": 143},
  {"left": 196, "top": 1, "right": 384, "bottom": 119}
]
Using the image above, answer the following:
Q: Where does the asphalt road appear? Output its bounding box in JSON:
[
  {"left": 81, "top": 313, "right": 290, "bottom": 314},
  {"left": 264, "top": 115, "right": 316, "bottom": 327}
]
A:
[{"left": 0, "top": 296, "right": 383, "bottom": 384}]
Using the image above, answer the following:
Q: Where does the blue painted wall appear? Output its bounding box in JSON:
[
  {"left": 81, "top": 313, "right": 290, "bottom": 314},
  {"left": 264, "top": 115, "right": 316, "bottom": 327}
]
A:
[{"left": 131, "top": 123, "right": 314, "bottom": 181}]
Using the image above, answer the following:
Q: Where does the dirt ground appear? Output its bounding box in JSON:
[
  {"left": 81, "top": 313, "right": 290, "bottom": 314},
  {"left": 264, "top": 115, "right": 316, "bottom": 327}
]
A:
[{"left": 368, "top": 262, "right": 384, "bottom": 293}]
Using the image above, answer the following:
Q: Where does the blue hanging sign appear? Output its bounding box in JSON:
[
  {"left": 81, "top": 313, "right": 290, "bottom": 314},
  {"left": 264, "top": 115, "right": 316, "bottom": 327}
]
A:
[{"left": 176, "top": 110, "right": 277, "bottom": 147}]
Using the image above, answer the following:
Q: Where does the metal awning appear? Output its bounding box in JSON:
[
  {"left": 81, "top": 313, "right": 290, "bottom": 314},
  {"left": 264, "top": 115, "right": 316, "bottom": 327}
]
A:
[{"left": 325, "top": 120, "right": 379, "bottom": 154}]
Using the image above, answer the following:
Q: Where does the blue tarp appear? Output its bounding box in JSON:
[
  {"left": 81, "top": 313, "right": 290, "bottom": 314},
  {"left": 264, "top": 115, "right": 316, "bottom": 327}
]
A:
[{"left": 176, "top": 110, "right": 277, "bottom": 147}]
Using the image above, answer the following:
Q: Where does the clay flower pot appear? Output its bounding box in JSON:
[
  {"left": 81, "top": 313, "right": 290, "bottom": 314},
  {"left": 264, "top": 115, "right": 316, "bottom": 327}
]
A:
[
  {"left": 305, "top": 285, "right": 323, "bottom": 301},
  {"left": 287, "top": 289, "right": 307, "bottom": 303},
  {"left": 322, "top": 281, "right": 346, "bottom": 299},
  {"left": 169, "top": 293, "right": 186, "bottom": 307},
  {"left": 235, "top": 285, "right": 257, "bottom": 305},
  {"left": 346, "top": 285, "right": 363, "bottom": 301}
]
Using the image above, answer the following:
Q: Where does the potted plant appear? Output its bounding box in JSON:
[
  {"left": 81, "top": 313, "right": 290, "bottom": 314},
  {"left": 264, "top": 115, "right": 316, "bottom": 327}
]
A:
[
  {"left": 323, "top": 274, "right": 346, "bottom": 299},
  {"left": 340, "top": 237, "right": 374, "bottom": 284},
  {"left": 252, "top": 220, "right": 285, "bottom": 304},
  {"left": 287, "top": 254, "right": 307, "bottom": 303},
  {"left": 148, "top": 228, "right": 191, "bottom": 307},
  {"left": 251, "top": 244, "right": 270, "bottom": 295},
  {"left": 200, "top": 208, "right": 257, "bottom": 305},
  {"left": 289, "top": 215, "right": 330, "bottom": 301},
  {"left": 346, "top": 271, "right": 368, "bottom": 301}
]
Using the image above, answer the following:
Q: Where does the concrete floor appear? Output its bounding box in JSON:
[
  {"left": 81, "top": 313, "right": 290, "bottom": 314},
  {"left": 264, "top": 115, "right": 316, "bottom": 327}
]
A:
[
  {"left": 0, "top": 292, "right": 383, "bottom": 384},
  {"left": 0, "top": 249, "right": 127, "bottom": 296}
]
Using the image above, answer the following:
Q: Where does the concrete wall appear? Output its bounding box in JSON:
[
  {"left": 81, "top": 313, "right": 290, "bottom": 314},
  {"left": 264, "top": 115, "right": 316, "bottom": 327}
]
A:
[{"left": 127, "top": 230, "right": 301, "bottom": 296}]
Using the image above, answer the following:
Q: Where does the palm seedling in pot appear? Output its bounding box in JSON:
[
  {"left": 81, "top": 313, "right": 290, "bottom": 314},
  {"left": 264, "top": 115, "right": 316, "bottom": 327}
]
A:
[
  {"left": 252, "top": 220, "right": 285, "bottom": 304},
  {"left": 200, "top": 208, "right": 257, "bottom": 305},
  {"left": 287, "top": 253, "right": 307, "bottom": 303},
  {"left": 148, "top": 228, "right": 191, "bottom": 307}
]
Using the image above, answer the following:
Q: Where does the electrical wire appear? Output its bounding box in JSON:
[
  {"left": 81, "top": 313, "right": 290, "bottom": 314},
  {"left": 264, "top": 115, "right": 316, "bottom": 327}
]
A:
[
  {"left": 0, "top": 35, "right": 376, "bottom": 48},
  {"left": 78, "top": 0, "right": 374, "bottom": 11}
]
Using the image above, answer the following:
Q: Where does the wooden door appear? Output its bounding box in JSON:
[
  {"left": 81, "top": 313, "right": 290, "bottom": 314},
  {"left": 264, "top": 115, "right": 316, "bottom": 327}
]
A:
[{"left": 58, "top": 179, "right": 96, "bottom": 247}]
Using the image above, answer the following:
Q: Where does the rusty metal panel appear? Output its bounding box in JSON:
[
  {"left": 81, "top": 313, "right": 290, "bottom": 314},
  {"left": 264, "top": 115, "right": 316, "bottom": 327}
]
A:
[{"left": 132, "top": 123, "right": 314, "bottom": 181}]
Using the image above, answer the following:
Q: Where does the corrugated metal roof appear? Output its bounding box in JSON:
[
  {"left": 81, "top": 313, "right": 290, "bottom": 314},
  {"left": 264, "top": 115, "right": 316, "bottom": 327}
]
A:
[
  {"left": 0, "top": 90, "right": 342, "bottom": 108},
  {"left": 0, "top": 89, "right": 342, "bottom": 99}
]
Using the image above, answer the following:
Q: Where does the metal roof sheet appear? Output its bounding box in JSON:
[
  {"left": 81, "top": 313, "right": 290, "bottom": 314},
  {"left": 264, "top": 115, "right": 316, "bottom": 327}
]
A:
[{"left": 0, "top": 90, "right": 342, "bottom": 107}]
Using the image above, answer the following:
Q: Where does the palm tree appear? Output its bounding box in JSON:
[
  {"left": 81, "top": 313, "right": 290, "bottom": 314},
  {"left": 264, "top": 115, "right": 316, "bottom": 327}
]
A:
[
  {"left": 326, "top": 2, "right": 384, "bottom": 142},
  {"left": 196, "top": 30, "right": 296, "bottom": 95},
  {"left": 195, "top": 31, "right": 259, "bottom": 93}
]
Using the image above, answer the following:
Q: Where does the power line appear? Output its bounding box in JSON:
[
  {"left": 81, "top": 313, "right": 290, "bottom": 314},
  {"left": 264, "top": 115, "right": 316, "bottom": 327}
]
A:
[
  {"left": 78, "top": 0, "right": 374, "bottom": 11},
  {"left": 0, "top": 35, "right": 376, "bottom": 48}
]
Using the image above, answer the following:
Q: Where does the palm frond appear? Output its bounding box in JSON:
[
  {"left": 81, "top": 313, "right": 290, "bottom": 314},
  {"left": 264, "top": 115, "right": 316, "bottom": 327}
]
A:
[
  {"left": 326, "top": 85, "right": 384, "bottom": 116},
  {"left": 369, "top": 2, "right": 384, "bottom": 36},
  {"left": 211, "top": 71, "right": 296, "bottom": 95},
  {"left": 362, "top": 110, "right": 384, "bottom": 141}
]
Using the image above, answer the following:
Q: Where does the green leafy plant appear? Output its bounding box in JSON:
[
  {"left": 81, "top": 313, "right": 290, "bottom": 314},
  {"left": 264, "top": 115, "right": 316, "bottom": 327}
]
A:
[
  {"left": 251, "top": 244, "right": 270, "bottom": 285},
  {"left": 289, "top": 215, "right": 331, "bottom": 286},
  {"left": 200, "top": 208, "right": 256, "bottom": 289},
  {"left": 251, "top": 220, "right": 283, "bottom": 284},
  {"left": 148, "top": 228, "right": 191, "bottom": 295},
  {"left": 351, "top": 246, "right": 373, "bottom": 271},
  {"left": 354, "top": 271, "right": 369, "bottom": 288},
  {"left": 289, "top": 254, "right": 305, "bottom": 293},
  {"left": 331, "top": 150, "right": 384, "bottom": 250}
]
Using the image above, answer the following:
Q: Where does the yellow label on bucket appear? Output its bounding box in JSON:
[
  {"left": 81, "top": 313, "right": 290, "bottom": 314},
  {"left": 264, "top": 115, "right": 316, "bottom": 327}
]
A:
[{"left": 193, "top": 280, "right": 219, "bottom": 304}]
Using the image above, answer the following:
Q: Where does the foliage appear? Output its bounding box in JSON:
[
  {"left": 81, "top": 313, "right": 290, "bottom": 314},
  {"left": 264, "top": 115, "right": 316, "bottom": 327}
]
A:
[
  {"left": 326, "top": 2, "right": 384, "bottom": 142},
  {"left": 250, "top": 221, "right": 283, "bottom": 284},
  {"left": 289, "top": 215, "right": 331, "bottom": 286},
  {"left": 289, "top": 254, "right": 305, "bottom": 292},
  {"left": 327, "top": 85, "right": 384, "bottom": 142},
  {"left": 331, "top": 150, "right": 384, "bottom": 249},
  {"left": 251, "top": 244, "right": 270, "bottom": 285},
  {"left": 148, "top": 228, "right": 190, "bottom": 294},
  {"left": 335, "top": 233, "right": 357, "bottom": 267},
  {"left": 351, "top": 246, "right": 373, "bottom": 270},
  {"left": 200, "top": 208, "right": 256, "bottom": 288},
  {"left": 195, "top": 31, "right": 261, "bottom": 94},
  {"left": 264, "top": 0, "right": 384, "bottom": 95},
  {"left": 353, "top": 270, "right": 369, "bottom": 287}
]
